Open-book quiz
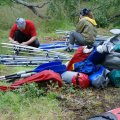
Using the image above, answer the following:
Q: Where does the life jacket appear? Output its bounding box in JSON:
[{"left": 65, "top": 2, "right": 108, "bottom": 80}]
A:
[
  {"left": 73, "top": 59, "right": 95, "bottom": 75},
  {"left": 67, "top": 46, "right": 91, "bottom": 71}
]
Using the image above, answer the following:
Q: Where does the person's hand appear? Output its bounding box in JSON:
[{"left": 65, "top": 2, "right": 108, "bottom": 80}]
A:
[
  {"left": 10, "top": 40, "right": 19, "bottom": 44},
  {"left": 21, "top": 42, "right": 28, "bottom": 45}
]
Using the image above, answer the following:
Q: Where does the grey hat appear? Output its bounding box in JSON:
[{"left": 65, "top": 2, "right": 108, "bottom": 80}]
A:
[{"left": 16, "top": 18, "right": 26, "bottom": 29}]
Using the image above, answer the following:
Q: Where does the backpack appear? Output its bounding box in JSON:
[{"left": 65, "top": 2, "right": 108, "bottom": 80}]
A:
[
  {"left": 108, "top": 70, "right": 120, "bottom": 87},
  {"left": 89, "top": 66, "right": 110, "bottom": 88},
  {"left": 67, "top": 46, "right": 91, "bottom": 70},
  {"left": 103, "top": 52, "right": 120, "bottom": 70}
]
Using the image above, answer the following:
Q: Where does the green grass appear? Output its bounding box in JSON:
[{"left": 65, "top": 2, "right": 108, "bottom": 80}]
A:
[{"left": 0, "top": 90, "right": 74, "bottom": 120}]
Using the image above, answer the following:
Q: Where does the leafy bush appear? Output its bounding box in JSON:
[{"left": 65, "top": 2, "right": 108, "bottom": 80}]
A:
[
  {"left": 94, "top": 11, "right": 108, "bottom": 28},
  {"left": 14, "top": 83, "right": 47, "bottom": 98},
  {"left": 47, "top": 0, "right": 80, "bottom": 23},
  {"left": 48, "top": 0, "right": 120, "bottom": 28},
  {"left": 90, "top": 0, "right": 120, "bottom": 28}
]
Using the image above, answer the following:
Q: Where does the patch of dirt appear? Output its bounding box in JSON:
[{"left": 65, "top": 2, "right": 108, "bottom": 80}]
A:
[
  {"left": 57, "top": 85, "right": 120, "bottom": 120},
  {"left": 42, "top": 36, "right": 66, "bottom": 43}
]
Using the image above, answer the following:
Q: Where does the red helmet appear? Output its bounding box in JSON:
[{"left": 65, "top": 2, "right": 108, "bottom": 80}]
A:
[{"left": 72, "top": 73, "right": 90, "bottom": 89}]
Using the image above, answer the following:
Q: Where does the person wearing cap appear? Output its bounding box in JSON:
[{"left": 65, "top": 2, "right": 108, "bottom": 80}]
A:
[
  {"left": 66, "top": 8, "right": 97, "bottom": 52},
  {"left": 9, "top": 18, "right": 40, "bottom": 48}
]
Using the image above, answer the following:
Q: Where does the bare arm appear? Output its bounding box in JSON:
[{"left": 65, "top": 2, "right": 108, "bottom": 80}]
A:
[
  {"left": 8, "top": 37, "right": 19, "bottom": 44},
  {"left": 8, "top": 37, "right": 14, "bottom": 41}
]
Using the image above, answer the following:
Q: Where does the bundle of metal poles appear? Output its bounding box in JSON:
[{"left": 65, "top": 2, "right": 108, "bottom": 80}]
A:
[
  {"left": 0, "top": 54, "right": 70, "bottom": 66},
  {"left": 1, "top": 42, "right": 72, "bottom": 66}
]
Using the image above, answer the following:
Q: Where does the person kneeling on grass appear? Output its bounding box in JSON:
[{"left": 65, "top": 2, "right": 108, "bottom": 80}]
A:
[
  {"left": 66, "top": 8, "right": 97, "bottom": 52},
  {"left": 8, "top": 18, "right": 40, "bottom": 48}
]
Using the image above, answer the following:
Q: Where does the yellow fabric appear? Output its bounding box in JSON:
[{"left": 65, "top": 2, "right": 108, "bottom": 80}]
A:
[
  {"left": 84, "top": 17, "right": 97, "bottom": 26},
  {"left": 72, "top": 64, "right": 74, "bottom": 70}
]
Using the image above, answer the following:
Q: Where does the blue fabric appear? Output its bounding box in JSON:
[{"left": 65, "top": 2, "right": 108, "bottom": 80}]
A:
[
  {"left": 34, "top": 61, "right": 62, "bottom": 72},
  {"left": 36, "top": 64, "right": 67, "bottom": 74},
  {"left": 73, "top": 60, "right": 95, "bottom": 75},
  {"left": 89, "top": 66, "right": 110, "bottom": 88},
  {"left": 89, "top": 66, "right": 105, "bottom": 85},
  {"left": 87, "top": 49, "right": 107, "bottom": 65},
  {"left": 34, "top": 61, "right": 66, "bottom": 74},
  {"left": 73, "top": 48, "right": 107, "bottom": 75}
]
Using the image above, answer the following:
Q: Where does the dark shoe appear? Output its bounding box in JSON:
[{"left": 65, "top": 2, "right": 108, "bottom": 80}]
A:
[{"left": 64, "top": 47, "right": 74, "bottom": 52}]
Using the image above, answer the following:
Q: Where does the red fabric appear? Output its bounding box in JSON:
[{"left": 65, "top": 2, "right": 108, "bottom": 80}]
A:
[
  {"left": 109, "top": 108, "right": 120, "bottom": 119},
  {"left": 72, "top": 73, "right": 90, "bottom": 89},
  {"left": 9, "top": 20, "right": 37, "bottom": 38},
  {"left": 67, "top": 46, "right": 91, "bottom": 71},
  {"left": 0, "top": 86, "right": 16, "bottom": 91},
  {"left": 0, "top": 70, "right": 62, "bottom": 91}
]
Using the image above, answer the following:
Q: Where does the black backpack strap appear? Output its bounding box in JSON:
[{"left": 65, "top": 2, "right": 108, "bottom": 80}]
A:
[
  {"left": 76, "top": 73, "right": 80, "bottom": 86},
  {"left": 88, "top": 115, "right": 115, "bottom": 120}
]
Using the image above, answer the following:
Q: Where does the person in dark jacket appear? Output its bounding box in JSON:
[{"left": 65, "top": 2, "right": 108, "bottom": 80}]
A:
[{"left": 66, "top": 8, "right": 97, "bottom": 52}]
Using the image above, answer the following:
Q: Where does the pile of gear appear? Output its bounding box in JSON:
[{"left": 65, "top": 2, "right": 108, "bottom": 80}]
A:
[{"left": 62, "top": 29, "right": 120, "bottom": 89}]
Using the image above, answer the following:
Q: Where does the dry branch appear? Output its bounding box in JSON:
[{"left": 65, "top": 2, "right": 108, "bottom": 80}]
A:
[
  {"left": 13, "top": 0, "right": 50, "bottom": 19},
  {"left": 108, "top": 14, "right": 120, "bottom": 22}
]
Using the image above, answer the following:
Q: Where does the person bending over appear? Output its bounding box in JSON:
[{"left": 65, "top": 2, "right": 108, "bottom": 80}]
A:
[
  {"left": 9, "top": 18, "right": 40, "bottom": 48},
  {"left": 66, "top": 8, "right": 97, "bottom": 51}
]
